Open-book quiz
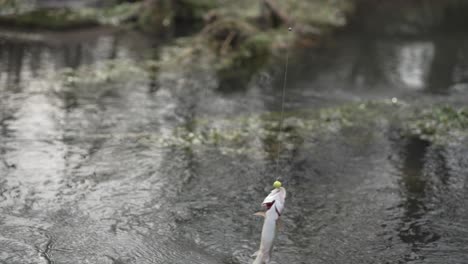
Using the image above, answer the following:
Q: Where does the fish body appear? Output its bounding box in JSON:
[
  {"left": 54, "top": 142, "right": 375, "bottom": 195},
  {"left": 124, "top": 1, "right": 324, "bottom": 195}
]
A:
[{"left": 253, "top": 187, "right": 286, "bottom": 264}]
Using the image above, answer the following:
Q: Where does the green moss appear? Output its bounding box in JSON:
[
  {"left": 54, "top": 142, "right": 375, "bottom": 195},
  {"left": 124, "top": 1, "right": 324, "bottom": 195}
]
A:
[
  {"left": 207, "top": 0, "right": 260, "bottom": 22},
  {"left": 277, "top": 0, "right": 355, "bottom": 28},
  {"left": 216, "top": 33, "right": 272, "bottom": 87},
  {"left": 199, "top": 18, "right": 274, "bottom": 88},
  {"left": 96, "top": 2, "right": 142, "bottom": 25},
  {"left": 0, "top": 0, "right": 33, "bottom": 16},
  {"left": 0, "top": 8, "right": 98, "bottom": 30},
  {"left": 239, "top": 33, "right": 272, "bottom": 60},
  {"left": 56, "top": 59, "right": 147, "bottom": 87},
  {"left": 0, "top": 2, "right": 144, "bottom": 29},
  {"left": 404, "top": 106, "right": 468, "bottom": 142}
]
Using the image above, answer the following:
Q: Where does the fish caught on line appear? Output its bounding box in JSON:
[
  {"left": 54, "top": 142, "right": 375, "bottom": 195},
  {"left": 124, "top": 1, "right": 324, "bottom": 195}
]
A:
[{"left": 252, "top": 182, "right": 286, "bottom": 264}]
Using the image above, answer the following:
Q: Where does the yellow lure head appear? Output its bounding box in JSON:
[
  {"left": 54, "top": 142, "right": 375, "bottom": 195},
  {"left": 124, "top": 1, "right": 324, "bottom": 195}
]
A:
[{"left": 273, "top": 180, "right": 282, "bottom": 189}]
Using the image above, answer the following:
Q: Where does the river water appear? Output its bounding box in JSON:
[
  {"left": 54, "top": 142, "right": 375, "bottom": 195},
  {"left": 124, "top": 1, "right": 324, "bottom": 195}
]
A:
[{"left": 1, "top": 1, "right": 468, "bottom": 264}]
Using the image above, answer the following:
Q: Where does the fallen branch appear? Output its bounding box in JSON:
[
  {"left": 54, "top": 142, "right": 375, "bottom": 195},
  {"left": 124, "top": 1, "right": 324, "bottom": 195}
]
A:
[
  {"left": 263, "top": 0, "right": 292, "bottom": 26},
  {"left": 220, "top": 31, "right": 236, "bottom": 55}
]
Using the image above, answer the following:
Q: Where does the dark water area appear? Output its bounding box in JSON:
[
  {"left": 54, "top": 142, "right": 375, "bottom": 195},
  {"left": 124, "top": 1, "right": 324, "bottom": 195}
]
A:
[
  {"left": 1, "top": 1, "right": 468, "bottom": 264},
  {"left": 282, "top": 0, "right": 468, "bottom": 111}
]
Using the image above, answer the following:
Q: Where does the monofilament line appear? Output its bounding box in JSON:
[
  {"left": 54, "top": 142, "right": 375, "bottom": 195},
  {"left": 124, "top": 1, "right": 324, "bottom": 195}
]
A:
[{"left": 275, "top": 27, "right": 292, "bottom": 180}]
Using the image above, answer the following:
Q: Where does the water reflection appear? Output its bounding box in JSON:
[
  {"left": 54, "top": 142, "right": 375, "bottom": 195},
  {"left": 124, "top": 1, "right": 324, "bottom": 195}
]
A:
[
  {"left": 0, "top": 28, "right": 184, "bottom": 264},
  {"left": 354, "top": 0, "right": 468, "bottom": 95},
  {"left": 393, "top": 136, "right": 468, "bottom": 262},
  {"left": 395, "top": 42, "right": 434, "bottom": 90},
  {"left": 2, "top": 41, "right": 25, "bottom": 86},
  {"left": 354, "top": 0, "right": 468, "bottom": 35},
  {"left": 0, "top": 29, "right": 152, "bottom": 89},
  {"left": 426, "top": 37, "right": 460, "bottom": 93},
  {"left": 284, "top": 0, "right": 468, "bottom": 99},
  {"left": 4, "top": 92, "right": 66, "bottom": 211},
  {"left": 398, "top": 137, "right": 435, "bottom": 246}
]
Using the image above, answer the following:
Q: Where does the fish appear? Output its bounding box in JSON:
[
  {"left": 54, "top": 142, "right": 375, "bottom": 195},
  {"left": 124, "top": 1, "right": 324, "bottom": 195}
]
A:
[{"left": 252, "top": 186, "right": 286, "bottom": 264}]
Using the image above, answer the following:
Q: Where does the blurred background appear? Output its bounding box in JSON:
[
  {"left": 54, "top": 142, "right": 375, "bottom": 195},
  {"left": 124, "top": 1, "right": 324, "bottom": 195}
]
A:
[{"left": 1, "top": 1, "right": 468, "bottom": 263}]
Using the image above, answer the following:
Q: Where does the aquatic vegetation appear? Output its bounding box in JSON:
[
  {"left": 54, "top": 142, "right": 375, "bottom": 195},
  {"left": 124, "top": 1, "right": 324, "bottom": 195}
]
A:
[
  {"left": 0, "top": 3, "right": 142, "bottom": 29},
  {"left": 46, "top": 48, "right": 467, "bottom": 157},
  {"left": 404, "top": 106, "right": 468, "bottom": 143},
  {"left": 0, "top": 8, "right": 98, "bottom": 30},
  {"left": 49, "top": 57, "right": 468, "bottom": 155},
  {"left": 202, "top": 18, "right": 272, "bottom": 87},
  {"left": 58, "top": 59, "right": 146, "bottom": 86},
  {"left": 148, "top": 102, "right": 468, "bottom": 155},
  {"left": 277, "top": 0, "right": 354, "bottom": 28},
  {"left": 49, "top": 55, "right": 468, "bottom": 154},
  {"left": 131, "top": 101, "right": 390, "bottom": 157},
  {"left": 0, "top": 0, "right": 356, "bottom": 91},
  {"left": 0, "top": 0, "right": 34, "bottom": 15},
  {"left": 135, "top": 0, "right": 356, "bottom": 86},
  {"left": 95, "top": 2, "right": 142, "bottom": 26}
]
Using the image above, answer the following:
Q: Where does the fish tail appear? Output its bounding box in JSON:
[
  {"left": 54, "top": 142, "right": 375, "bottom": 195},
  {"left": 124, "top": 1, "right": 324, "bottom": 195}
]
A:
[
  {"left": 252, "top": 252, "right": 264, "bottom": 264},
  {"left": 252, "top": 251, "right": 270, "bottom": 264}
]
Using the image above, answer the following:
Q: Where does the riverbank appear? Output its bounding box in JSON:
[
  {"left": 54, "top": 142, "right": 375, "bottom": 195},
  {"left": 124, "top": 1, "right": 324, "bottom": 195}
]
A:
[{"left": 0, "top": 0, "right": 355, "bottom": 83}]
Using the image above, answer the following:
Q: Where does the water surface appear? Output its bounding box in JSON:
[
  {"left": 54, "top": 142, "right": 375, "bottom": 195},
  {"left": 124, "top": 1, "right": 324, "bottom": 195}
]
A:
[{"left": 1, "top": 1, "right": 468, "bottom": 263}]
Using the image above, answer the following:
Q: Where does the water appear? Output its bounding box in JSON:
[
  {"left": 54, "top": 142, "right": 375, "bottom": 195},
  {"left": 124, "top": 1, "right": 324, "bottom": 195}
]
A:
[{"left": 1, "top": 1, "right": 468, "bottom": 264}]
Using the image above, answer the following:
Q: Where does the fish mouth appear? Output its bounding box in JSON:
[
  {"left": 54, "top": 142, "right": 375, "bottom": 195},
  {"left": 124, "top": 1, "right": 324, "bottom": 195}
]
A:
[{"left": 262, "top": 201, "right": 275, "bottom": 210}]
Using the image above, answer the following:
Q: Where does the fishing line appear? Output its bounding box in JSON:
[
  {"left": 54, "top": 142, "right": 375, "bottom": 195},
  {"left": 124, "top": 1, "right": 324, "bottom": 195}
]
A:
[{"left": 274, "top": 27, "right": 292, "bottom": 181}]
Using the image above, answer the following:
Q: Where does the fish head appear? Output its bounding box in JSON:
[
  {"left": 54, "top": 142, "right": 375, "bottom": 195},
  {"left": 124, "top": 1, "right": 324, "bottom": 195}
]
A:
[{"left": 261, "top": 187, "right": 286, "bottom": 216}]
